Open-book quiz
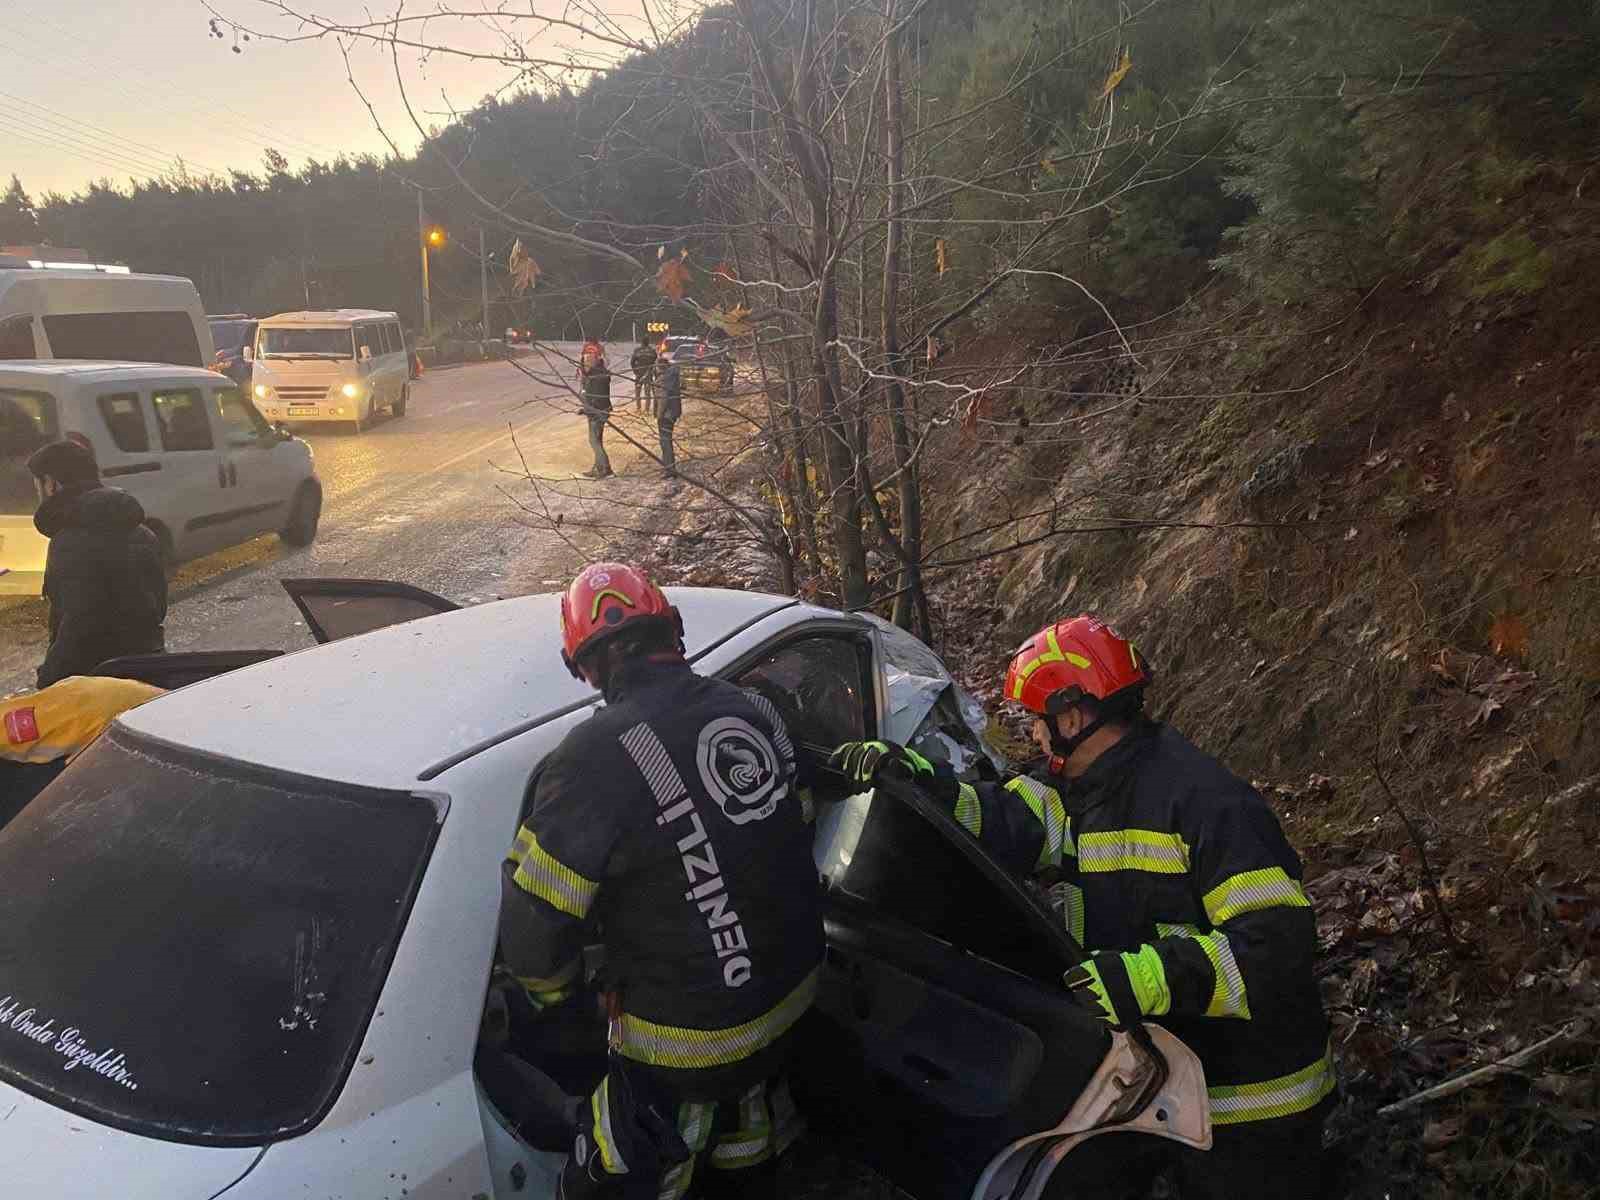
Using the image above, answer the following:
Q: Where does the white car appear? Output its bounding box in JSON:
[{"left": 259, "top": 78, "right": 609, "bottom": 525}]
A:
[
  {"left": 0, "top": 362, "right": 321, "bottom": 595},
  {"left": 0, "top": 582, "right": 1210, "bottom": 1200}
]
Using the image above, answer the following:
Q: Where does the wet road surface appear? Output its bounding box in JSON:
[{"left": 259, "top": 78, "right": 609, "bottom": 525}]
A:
[{"left": 0, "top": 345, "right": 662, "bottom": 694}]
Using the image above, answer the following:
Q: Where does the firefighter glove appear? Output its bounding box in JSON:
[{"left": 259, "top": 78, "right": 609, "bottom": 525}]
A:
[
  {"left": 829, "top": 740, "right": 935, "bottom": 786},
  {"left": 1063, "top": 946, "right": 1171, "bottom": 1025}
]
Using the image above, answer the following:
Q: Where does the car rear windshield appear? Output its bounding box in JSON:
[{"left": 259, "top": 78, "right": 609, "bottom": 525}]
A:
[
  {"left": 259, "top": 327, "right": 354, "bottom": 359},
  {"left": 41, "top": 311, "right": 203, "bottom": 367},
  {"left": 0, "top": 388, "right": 57, "bottom": 514},
  {"left": 0, "top": 728, "right": 441, "bottom": 1145}
]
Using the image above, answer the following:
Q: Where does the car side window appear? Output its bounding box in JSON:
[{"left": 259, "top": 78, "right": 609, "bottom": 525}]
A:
[
  {"left": 213, "top": 388, "right": 270, "bottom": 448},
  {"left": 97, "top": 392, "right": 150, "bottom": 453},
  {"left": 0, "top": 314, "right": 35, "bottom": 360},
  {"left": 734, "top": 635, "right": 873, "bottom": 758},
  {"left": 389, "top": 322, "right": 405, "bottom": 354},
  {"left": 151, "top": 388, "right": 214, "bottom": 452},
  {"left": 355, "top": 325, "right": 376, "bottom": 362}
]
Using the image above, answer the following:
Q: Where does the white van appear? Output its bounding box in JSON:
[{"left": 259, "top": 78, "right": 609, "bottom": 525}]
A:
[
  {"left": 0, "top": 362, "right": 320, "bottom": 596},
  {"left": 251, "top": 310, "right": 410, "bottom": 433},
  {"left": 0, "top": 263, "right": 214, "bottom": 366}
]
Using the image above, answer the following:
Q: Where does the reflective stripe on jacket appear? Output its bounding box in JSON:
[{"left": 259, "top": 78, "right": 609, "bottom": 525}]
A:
[
  {"left": 498, "top": 659, "right": 824, "bottom": 1096},
  {"left": 939, "top": 721, "right": 1333, "bottom": 1125}
]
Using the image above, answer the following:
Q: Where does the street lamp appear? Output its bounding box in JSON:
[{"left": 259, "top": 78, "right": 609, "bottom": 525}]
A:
[{"left": 417, "top": 187, "right": 448, "bottom": 340}]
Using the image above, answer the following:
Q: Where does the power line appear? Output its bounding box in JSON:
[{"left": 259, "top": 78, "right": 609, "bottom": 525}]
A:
[
  {"left": 0, "top": 88, "right": 224, "bottom": 176},
  {"left": 0, "top": 107, "right": 179, "bottom": 179},
  {"left": 0, "top": 115, "right": 160, "bottom": 181}
]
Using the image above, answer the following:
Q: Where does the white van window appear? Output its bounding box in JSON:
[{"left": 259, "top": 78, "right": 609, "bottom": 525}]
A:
[
  {"left": 259, "top": 327, "right": 353, "bottom": 360},
  {"left": 152, "top": 388, "right": 214, "bottom": 452},
  {"left": 0, "top": 314, "right": 34, "bottom": 360},
  {"left": 97, "top": 392, "right": 150, "bottom": 453},
  {"left": 41, "top": 312, "right": 202, "bottom": 367},
  {"left": 377, "top": 324, "right": 395, "bottom": 355},
  {"left": 389, "top": 323, "right": 406, "bottom": 353},
  {"left": 214, "top": 388, "right": 271, "bottom": 447},
  {"left": 354, "top": 325, "right": 377, "bottom": 361},
  {"left": 1, "top": 389, "right": 57, "bottom": 513}
]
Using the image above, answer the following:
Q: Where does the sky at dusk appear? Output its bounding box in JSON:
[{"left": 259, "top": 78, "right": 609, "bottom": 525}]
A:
[{"left": 2, "top": 0, "right": 657, "bottom": 198}]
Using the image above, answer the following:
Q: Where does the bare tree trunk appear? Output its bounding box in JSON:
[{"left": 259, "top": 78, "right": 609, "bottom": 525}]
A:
[{"left": 881, "top": 2, "right": 930, "bottom": 638}]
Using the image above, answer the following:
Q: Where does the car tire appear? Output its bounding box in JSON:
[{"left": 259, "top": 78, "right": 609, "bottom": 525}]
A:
[
  {"left": 392, "top": 385, "right": 408, "bottom": 417},
  {"left": 280, "top": 481, "right": 322, "bottom": 547}
]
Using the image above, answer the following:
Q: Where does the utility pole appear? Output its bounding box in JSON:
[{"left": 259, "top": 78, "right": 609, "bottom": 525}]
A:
[
  {"left": 417, "top": 188, "right": 431, "bottom": 340},
  {"left": 479, "top": 226, "right": 489, "bottom": 340}
]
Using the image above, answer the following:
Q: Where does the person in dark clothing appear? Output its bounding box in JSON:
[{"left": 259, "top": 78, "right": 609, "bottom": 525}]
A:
[
  {"left": 630, "top": 338, "right": 658, "bottom": 414},
  {"left": 27, "top": 440, "right": 167, "bottom": 689},
  {"left": 579, "top": 350, "right": 614, "bottom": 479},
  {"left": 500, "top": 562, "right": 823, "bottom": 1199},
  {"left": 832, "top": 614, "right": 1333, "bottom": 1200},
  {"left": 657, "top": 360, "right": 682, "bottom": 479}
]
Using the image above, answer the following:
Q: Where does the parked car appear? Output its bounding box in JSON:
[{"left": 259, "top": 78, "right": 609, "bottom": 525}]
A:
[
  {"left": 0, "top": 262, "right": 214, "bottom": 366},
  {"left": 669, "top": 338, "right": 733, "bottom": 394},
  {"left": 0, "top": 361, "right": 320, "bottom": 595},
  {"left": 206, "top": 314, "right": 258, "bottom": 388},
  {"left": 0, "top": 579, "right": 1211, "bottom": 1199},
  {"left": 251, "top": 310, "right": 410, "bottom": 433}
]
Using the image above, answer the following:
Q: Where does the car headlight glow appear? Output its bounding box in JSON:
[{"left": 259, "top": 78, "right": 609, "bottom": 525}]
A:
[
  {"left": 340, "top": 382, "right": 362, "bottom": 399},
  {"left": 254, "top": 383, "right": 270, "bottom": 399}
]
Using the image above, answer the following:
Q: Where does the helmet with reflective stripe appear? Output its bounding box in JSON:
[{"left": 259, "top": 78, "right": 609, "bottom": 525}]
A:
[
  {"left": 1003, "top": 614, "right": 1150, "bottom": 717},
  {"left": 559, "top": 562, "right": 682, "bottom": 678}
]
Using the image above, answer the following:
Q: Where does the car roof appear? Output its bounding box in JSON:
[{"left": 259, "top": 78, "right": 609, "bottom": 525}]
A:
[
  {"left": 120, "top": 587, "right": 799, "bottom": 788},
  {"left": 0, "top": 360, "right": 229, "bottom": 383},
  {"left": 259, "top": 309, "right": 397, "bottom": 325}
]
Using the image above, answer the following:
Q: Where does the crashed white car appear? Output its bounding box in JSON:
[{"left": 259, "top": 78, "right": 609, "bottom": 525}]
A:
[{"left": 0, "top": 582, "right": 1209, "bottom": 1200}]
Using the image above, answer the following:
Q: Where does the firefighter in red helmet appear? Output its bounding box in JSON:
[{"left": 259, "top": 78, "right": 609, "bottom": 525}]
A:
[
  {"left": 831, "top": 615, "right": 1333, "bottom": 1200},
  {"left": 500, "top": 562, "right": 823, "bottom": 1200}
]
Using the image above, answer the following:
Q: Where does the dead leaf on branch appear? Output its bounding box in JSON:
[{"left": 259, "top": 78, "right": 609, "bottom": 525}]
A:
[
  {"left": 700, "top": 303, "right": 752, "bottom": 337},
  {"left": 711, "top": 261, "right": 739, "bottom": 284},
  {"left": 1099, "top": 48, "right": 1133, "bottom": 99},
  {"left": 508, "top": 239, "right": 541, "bottom": 294},
  {"left": 935, "top": 238, "right": 948, "bottom": 275},
  {"left": 1489, "top": 612, "right": 1530, "bottom": 658},
  {"left": 656, "top": 255, "right": 691, "bottom": 302}
]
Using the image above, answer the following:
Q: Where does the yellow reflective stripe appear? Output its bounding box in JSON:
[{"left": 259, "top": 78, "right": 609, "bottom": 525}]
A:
[
  {"left": 1008, "top": 629, "right": 1097, "bottom": 700},
  {"left": 510, "top": 828, "right": 599, "bottom": 919},
  {"left": 710, "top": 1083, "right": 773, "bottom": 1169},
  {"left": 617, "top": 968, "right": 818, "bottom": 1069},
  {"left": 1209, "top": 1048, "right": 1335, "bottom": 1125},
  {"left": 1156, "top": 921, "right": 1200, "bottom": 939},
  {"left": 1061, "top": 883, "right": 1085, "bottom": 945},
  {"left": 658, "top": 1101, "right": 715, "bottom": 1199},
  {"left": 953, "top": 782, "right": 983, "bottom": 837},
  {"left": 1003, "top": 777, "right": 1068, "bottom": 870},
  {"left": 1195, "top": 930, "right": 1251, "bottom": 1019},
  {"left": 1078, "top": 829, "right": 1190, "bottom": 875},
  {"left": 589, "top": 587, "right": 637, "bottom": 620},
  {"left": 516, "top": 958, "right": 581, "bottom": 1009},
  {"left": 591, "top": 1076, "right": 627, "bottom": 1174},
  {"left": 1203, "top": 866, "right": 1310, "bottom": 925}
]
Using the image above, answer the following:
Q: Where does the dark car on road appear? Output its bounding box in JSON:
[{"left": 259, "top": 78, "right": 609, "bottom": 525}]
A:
[{"left": 207, "top": 314, "right": 258, "bottom": 388}]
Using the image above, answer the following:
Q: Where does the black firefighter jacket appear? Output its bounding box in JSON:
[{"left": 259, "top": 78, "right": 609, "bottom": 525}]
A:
[
  {"left": 34, "top": 484, "right": 166, "bottom": 689},
  {"left": 499, "top": 658, "right": 824, "bottom": 1099},
  {"left": 936, "top": 721, "right": 1334, "bottom": 1129}
]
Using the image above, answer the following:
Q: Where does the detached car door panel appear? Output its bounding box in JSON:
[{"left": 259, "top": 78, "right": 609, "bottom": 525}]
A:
[{"left": 280, "top": 578, "right": 460, "bottom": 643}]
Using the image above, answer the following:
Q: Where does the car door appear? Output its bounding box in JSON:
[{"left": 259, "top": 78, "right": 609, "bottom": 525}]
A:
[
  {"left": 148, "top": 383, "right": 234, "bottom": 558},
  {"left": 721, "top": 625, "right": 1171, "bottom": 1200},
  {"left": 212, "top": 383, "right": 292, "bottom": 538},
  {"left": 280, "top": 577, "right": 461, "bottom": 643}
]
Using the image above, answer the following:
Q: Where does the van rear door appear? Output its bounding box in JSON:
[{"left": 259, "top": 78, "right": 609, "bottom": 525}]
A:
[{"left": 0, "top": 386, "right": 55, "bottom": 595}]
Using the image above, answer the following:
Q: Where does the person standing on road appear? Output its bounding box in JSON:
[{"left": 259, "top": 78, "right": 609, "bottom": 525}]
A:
[
  {"left": 630, "top": 337, "right": 658, "bottom": 414},
  {"left": 657, "top": 358, "right": 682, "bottom": 480},
  {"left": 580, "top": 346, "right": 614, "bottom": 480},
  {"left": 830, "top": 615, "right": 1334, "bottom": 1200},
  {"left": 499, "top": 562, "right": 823, "bottom": 1200},
  {"left": 27, "top": 440, "right": 167, "bottom": 689}
]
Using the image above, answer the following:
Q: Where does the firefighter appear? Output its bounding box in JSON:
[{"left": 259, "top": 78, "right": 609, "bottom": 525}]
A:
[
  {"left": 499, "top": 563, "right": 823, "bottom": 1199},
  {"left": 830, "top": 614, "right": 1334, "bottom": 1200}
]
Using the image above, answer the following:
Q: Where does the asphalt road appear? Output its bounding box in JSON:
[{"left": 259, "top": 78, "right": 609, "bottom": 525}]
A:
[{"left": 0, "top": 344, "right": 661, "bottom": 695}]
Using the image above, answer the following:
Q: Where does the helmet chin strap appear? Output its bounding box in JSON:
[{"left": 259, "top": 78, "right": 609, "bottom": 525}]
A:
[{"left": 1046, "top": 711, "right": 1111, "bottom": 774}]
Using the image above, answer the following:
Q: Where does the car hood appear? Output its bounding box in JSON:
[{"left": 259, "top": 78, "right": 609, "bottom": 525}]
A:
[{"left": 0, "top": 1080, "right": 261, "bottom": 1199}]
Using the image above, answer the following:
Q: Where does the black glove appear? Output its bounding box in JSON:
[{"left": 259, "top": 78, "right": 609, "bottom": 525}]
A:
[{"left": 828, "top": 740, "right": 935, "bottom": 787}]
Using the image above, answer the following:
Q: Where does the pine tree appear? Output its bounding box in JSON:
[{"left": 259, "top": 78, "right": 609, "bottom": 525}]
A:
[{"left": 0, "top": 176, "right": 40, "bottom": 245}]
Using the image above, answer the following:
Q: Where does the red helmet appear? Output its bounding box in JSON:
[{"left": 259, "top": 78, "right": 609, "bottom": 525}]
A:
[
  {"left": 1003, "top": 614, "right": 1150, "bottom": 717},
  {"left": 559, "top": 562, "right": 681, "bottom": 678}
]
